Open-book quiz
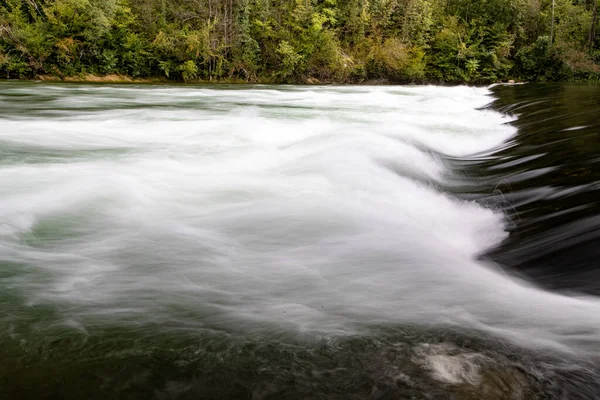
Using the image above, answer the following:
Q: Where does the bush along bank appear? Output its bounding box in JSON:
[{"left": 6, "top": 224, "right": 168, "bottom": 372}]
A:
[{"left": 1, "top": 0, "right": 599, "bottom": 84}]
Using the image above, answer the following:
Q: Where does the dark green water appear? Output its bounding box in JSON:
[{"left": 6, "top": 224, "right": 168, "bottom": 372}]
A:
[
  {"left": 461, "top": 84, "right": 600, "bottom": 294},
  {"left": 0, "top": 82, "right": 599, "bottom": 399}
]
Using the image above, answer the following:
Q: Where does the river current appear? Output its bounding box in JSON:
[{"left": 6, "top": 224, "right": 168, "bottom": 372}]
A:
[{"left": 0, "top": 82, "right": 598, "bottom": 399}]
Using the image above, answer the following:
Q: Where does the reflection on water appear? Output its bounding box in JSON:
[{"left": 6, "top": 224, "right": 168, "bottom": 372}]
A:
[{"left": 0, "top": 82, "right": 599, "bottom": 399}]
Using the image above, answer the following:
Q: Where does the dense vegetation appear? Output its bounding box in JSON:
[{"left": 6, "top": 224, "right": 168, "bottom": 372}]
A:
[{"left": 1, "top": 0, "right": 599, "bottom": 83}]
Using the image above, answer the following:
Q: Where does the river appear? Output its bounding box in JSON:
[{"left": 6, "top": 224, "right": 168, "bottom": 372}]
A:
[{"left": 0, "top": 82, "right": 599, "bottom": 399}]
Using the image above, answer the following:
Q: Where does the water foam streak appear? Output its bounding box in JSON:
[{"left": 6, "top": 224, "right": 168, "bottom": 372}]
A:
[{"left": 1, "top": 84, "right": 598, "bottom": 357}]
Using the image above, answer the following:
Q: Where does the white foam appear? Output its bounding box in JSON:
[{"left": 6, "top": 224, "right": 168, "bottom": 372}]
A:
[
  {"left": 1, "top": 84, "right": 600, "bottom": 356},
  {"left": 414, "top": 343, "right": 490, "bottom": 385}
]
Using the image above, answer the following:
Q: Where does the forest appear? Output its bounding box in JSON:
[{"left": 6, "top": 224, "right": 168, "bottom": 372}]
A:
[{"left": 1, "top": 0, "right": 599, "bottom": 83}]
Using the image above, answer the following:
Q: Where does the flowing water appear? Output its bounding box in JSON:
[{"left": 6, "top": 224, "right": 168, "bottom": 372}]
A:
[{"left": 0, "top": 82, "right": 599, "bottom": 399}]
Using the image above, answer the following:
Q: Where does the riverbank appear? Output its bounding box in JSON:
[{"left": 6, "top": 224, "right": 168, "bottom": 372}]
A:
[
  {"left": 35, "top": 73, "right": 165, "bottom": 84},
  {"left": 12, "top": 73, "right": 528, "bottom": 86},
  {"left": 32, "top": 74, "right": 384, "bottom": 85}
]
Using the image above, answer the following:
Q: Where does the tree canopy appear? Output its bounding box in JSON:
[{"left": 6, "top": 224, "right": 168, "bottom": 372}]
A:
[{"left": 1, "top": 0, "right": 599, "bottom": 82}]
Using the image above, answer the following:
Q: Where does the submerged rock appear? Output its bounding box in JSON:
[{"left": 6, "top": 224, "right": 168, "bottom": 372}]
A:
[
  {"left": 451, "top": 366, "right": 544, "bottom": 400},
  {"left": 412, "top": 342, "right": 546, "bottom": 399}
]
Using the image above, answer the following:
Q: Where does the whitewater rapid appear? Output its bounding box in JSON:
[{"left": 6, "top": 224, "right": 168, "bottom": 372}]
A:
[{"left": 1, "top": 84, "right": 599, "bottom": 356}]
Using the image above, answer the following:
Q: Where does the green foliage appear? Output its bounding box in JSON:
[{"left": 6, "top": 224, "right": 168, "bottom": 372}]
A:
[
  {"left": 401, "top": 0, "right": 435, "bottom": 47},
  {"left": 276, "top": 40, "right": 303, "bottom": 79},
  {"left": 369, "top": 38, "right": 426, "bottom": 81},
  {"left": 516, "top": 35, "right": 563, "bottom": 81},
  {"left": 0, "top": 0, "right": 598, "bottom": 82},
  {"left": 517, "top": 36, "right": 600, "bottom": 81},
  {"left": 179, "top": 60, "right": 198, "bottom": 81}
]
